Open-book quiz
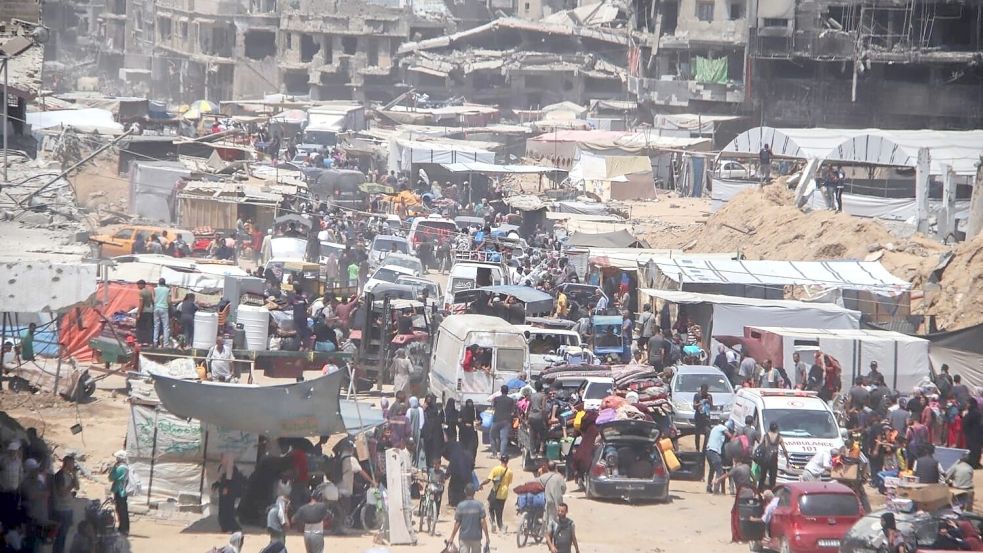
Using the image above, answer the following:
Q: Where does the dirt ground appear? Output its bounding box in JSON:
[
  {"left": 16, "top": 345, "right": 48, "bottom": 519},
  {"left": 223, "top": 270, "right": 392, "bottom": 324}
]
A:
[{"left": 2, "top": 375, "right": 747, "bottom": 553}]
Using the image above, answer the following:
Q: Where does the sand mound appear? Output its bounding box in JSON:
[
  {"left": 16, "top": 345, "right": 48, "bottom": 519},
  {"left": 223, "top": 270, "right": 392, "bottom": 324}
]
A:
[{"left": 641, "top": 183, "right": 983, "bottom": 330}]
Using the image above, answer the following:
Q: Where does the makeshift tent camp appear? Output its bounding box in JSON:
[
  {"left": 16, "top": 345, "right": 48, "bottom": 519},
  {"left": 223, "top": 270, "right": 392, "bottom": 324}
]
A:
[
  {"left": 742, "top": 326, "right": 930, "bottom": 392},
  {"left": 128, "top": 162, "right": 190, "bottom": 222},
  {"left": 389, "top": 138, "right": 494, "bottom": 172},
  {"left": 639, "top": 289, "right": 861, "bottom": 344},
  {"left": 60, "top": 282, "right": 140, "bottom": 363}
]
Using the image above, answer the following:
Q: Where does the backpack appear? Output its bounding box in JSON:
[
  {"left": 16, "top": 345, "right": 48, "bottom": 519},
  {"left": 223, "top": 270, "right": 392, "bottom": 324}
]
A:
[{"left": 330, "top": 453, "right": 351, "bottom": 484}]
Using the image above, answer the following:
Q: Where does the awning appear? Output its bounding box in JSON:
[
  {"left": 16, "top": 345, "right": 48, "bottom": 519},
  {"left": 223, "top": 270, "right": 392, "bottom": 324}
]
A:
[
  {"left": 26, "top": 108, "right": 124, "bottom": 135},
  {"left": 651, "top": 258, "right": 911, "bottom": 295},
  {"left": 639, "top": 288, "right": 865, "bottom": 312},
  {"left": 453, "top": 285, "right": 554, "bottom": 314},
  {"left": 152, "top": 372, "right": 368, "bottom": 437},
  {"left": 439, "top": 162, "right": 561, "bottom": 174},
  {"left": 503, "top": 194, "right": 549, "bottom": 211}
]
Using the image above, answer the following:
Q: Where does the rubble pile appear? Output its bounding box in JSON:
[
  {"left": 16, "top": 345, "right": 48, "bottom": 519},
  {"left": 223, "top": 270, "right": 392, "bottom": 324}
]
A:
[{"left": 642, "top": 183, "right": 983, "bottom": 331}]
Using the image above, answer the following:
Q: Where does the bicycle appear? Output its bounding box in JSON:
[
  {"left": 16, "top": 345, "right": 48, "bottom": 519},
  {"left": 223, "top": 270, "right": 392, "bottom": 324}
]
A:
[
  {"left": 416, "top": 473, "right": 444, "bottom": 535},
  {"left": 515, "top": 493, "right": 546, "bottom": 548},
  {"left": 350, "top": 486, "right": 387, "bottom": 533}
]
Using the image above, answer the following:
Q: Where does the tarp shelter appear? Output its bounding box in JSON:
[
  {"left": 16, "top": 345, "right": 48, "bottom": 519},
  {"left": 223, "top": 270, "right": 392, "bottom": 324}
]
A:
[
  {"left": 919, "top": 322, "right": 983, "bottom": 389},
  {"left": 109, "top": 255, "right": 249, "bottom": 292},
  {"left": 569, "top": 151, "right": 655, "bottom": 201},
  {"left": 552, "top": 200, "right": 612, "bottom": 215},
  {"left": 638, "top": 288, "right": 861, "bottom": 344},
  {"left": 60, "top": 282, "right": 140, "bottom": 363},
  {"left": 526, "top": 130, "right": 629, "bottom": 161},
  {"left": 567, "top": 229, "right": 643, "bottom": 248},
  {"left": 389, "top": 138, "right": 494, "bottom": 173},
  {"left": 26, "top": 108, "right": 124, "bottom": 135},
  {"left": 153, "top": 372, "right": 352, "bottom": 437},
  {"left": 126, "top": 377, "right": 259, "bottom": 508},
  {"left": 742, "top": 326, "right": 929, "bottom": 391},
  {"left": 454, "top": 285, "right": 554, "bottom": 315},
  {"left": 128, "top": 161, "right": 190, "bottom": 222}
]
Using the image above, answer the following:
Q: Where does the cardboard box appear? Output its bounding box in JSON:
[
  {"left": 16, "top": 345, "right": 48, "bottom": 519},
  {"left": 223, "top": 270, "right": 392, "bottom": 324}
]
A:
[
  {"left": 896, "top": 483, "right": 951, "bottom": 511},
  {"left": 831, "top": 464, "right": 860, "bottom": 481}
]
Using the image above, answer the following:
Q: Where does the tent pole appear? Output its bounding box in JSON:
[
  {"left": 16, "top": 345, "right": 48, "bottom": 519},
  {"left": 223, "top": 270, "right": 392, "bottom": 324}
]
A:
[
  {"left": 54, "top": 314, "right": 63, "bottom": 395},
  {"left": 892, "top": 342, "right": 899, "bottom": 390},
  {"left": 147, "top": 407, "right": 160, "bottom": 506},
  {"left": 199, "top": 428, "right": 209, "bottom": 500}
]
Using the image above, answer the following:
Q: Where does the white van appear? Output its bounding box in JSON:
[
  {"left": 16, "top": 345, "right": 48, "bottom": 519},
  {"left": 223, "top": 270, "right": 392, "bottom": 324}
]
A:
[
  {"left": 407, "top": 214, "right": 457, "bottom": 249},
  {"left": 514, "top": 325, "right": 582, "bottom": 377},
  {"left": 429, "top": 314, "right": 528, "bottom": 406},
  {"left": 444, "top": 261, "right": 509, "bottom": 307},
  {"left": 727, "top": 388, "right": 844, "bottom": 482}
]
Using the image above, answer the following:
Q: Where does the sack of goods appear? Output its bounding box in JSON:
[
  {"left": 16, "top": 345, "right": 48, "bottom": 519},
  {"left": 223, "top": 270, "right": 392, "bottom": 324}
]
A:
[{"left": 517, "top": 491, "right": 546, "bottom": 511}]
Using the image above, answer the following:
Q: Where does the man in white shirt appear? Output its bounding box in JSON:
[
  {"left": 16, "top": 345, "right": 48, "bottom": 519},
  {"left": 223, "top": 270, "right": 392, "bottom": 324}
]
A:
[
  {"left": 793, "top": 352, "right": 808, "bottom": 389},
  {"left": 593, "top": 289, "right": 608, "bottom": 314},
  {"left": 801, "top": 447, "right": 840, "bottom": 481},
  {"left": 207, "top": 336, "right": 236, "bottom": 382}
]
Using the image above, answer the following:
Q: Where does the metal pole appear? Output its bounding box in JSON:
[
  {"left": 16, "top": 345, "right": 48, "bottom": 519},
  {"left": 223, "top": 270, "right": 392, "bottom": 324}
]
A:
[{"left": 3, "top": 56, "right": 8, "bottom": 183}]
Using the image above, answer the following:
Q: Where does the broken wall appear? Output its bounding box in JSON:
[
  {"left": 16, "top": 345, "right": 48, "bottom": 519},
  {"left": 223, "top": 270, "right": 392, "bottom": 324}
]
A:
[
  {"left": 0, "top": 0, "right": 40, "bottom": 23},
  {"left": 674, "top": 0, "right": 748, "bottom": 42},
  {"left": 233, "top": 56, "right": 279, "bottom": 99}
]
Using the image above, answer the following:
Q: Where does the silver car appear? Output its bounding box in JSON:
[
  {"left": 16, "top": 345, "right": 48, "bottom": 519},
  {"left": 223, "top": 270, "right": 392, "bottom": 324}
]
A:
[{"left": 670, "top": 365, "right": 735, "bottom": 434}]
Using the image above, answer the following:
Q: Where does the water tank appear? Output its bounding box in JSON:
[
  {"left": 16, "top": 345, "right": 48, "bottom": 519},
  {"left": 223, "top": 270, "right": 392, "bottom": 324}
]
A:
[
  {"left": 192, "top": 312, "right": 219, "bottom": 350},
  {"left": 236, "top": 305, "right": 270, "bottom": 351}
]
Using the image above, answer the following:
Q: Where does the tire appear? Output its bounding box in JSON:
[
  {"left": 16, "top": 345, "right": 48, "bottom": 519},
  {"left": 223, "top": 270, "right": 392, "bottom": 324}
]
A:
[
  {"left": 533, "top": 514, "right": 545, "bottom": 544},
  {"left": 516, "top": 512, "right": 529, "bottom": 547},
  {"left": 418, "top": 499, "right": 426, "bottom": 533},
  {"left": 426, "top": 499, "right": 438, "bottom": 535},
  {"left": 360, "top": 503, "right": 383, "bottom": 532}
]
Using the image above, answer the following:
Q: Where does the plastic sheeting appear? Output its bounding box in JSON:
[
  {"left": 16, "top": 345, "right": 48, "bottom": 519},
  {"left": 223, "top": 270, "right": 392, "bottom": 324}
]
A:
[
  {"left": 722, "top": 127, "right": 983, "bottom": 176},
  {"left": 651, "top": 258, "right": 910, "bottom": 294},
  {"left": 152, "top": 372, "right": 349, "bottom": 437},
  {"left": 129, "top": 162, "right": 189, "bottom": 223},
  {"left": 744, "top": 326, "right": 929, "bottom": 393},
  {"left": 26, "top": 108, "right": 124, "bottom": 135},
  {"left": 639, "top": 288, "right": 861, "bottom": 338},
  {"left": 390, "top": 138, "right": 494, "bottom": 172},
  {"left": 694, "top": 56, "right": 728, "bottom": 84},
  {"left": 0, "top": 261, "right": 98, "bottom": 313},
  {"left": 59, "top": 282, "right": 140, "bottom": 362},
  {"left": 918, "top": 322, "right": 983, "bottom": 389}
]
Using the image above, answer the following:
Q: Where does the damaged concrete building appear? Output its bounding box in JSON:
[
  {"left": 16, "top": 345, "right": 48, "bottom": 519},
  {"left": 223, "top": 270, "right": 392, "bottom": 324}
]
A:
[
  {"left": 88, "top": 0, "right": 453, "bottom": 103},
  {"left": 396, "top": 15, "right": 638, "bottom": 108},
  {"left": 746, "top": 0, "right": 983, "bottom": 128}
]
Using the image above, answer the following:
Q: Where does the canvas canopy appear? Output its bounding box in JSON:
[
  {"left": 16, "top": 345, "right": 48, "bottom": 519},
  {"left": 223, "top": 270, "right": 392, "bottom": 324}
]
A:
[
  {"left": 722, "top": 126, "right": 983, "bottom": 176},
  {"left": 390, "top": 138, "right": 494, "bottom": 172},
  {"left": 26, "top": 108, "right": 124, "bottom": 135},
  {"left": 440, "top": 162, "right": 560, "bottom": 174},
  {"left": 651, "top": 258, "right": 910, "bottom": 295},
  {"left": 639, "top": 288, "right": 861, "bottom": 338},
  {"left": 567, "top": 229, "right": 643, "bottom": 248}
]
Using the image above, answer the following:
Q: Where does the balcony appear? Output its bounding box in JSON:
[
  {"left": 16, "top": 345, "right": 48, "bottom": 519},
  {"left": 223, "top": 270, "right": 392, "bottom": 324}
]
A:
[{"left": 628, "top": 76, "right": 745, "bottom": 106}]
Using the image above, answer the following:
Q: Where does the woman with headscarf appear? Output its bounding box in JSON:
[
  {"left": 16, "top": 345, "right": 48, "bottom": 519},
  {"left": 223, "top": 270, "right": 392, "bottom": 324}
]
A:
[
  {"left": 214, "top": 453, "right": 246, "bottom": 532},
  {"left": 388, "top": 391, "right": 409, "bottom": 449},
  {"left": 421, "top": 394, "right": 445, "bottom": 469},
  {"left": 963, "top": 399, "right": 983, "bottom": 468},
  {"left": 444, "top": 398, "right": 460, "bottom": 442},
  {"left": 391, "top": 349, "right": 413, "bottom": 396},
  {"left": 406, "top": 396, "right": 425, "bottom": 468},
  {"left": 459, "top": 399, "right": 479, "bottom": 464},
  {"left": 217, "top": 531, "right": 244, "bottom": 553},
  {"left": 570, "top": 410, "right": 600, "bottom": 483},
  {"left": 443, "top": 437, "right": 474, "bottom": 508}
]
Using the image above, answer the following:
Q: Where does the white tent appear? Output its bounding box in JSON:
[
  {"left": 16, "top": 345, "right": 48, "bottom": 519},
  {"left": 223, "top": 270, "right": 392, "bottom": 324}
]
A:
[
  {"left": 389, "top": 138, "right": 494, "bottom": 172},
  {"left": 639, "top": 288, "right": 861, "bottom": 339},
  {"left": 743, "top": 326, "right": 930, "bottom": 392},
  {"left": 723, "top": 126, "right": 983, "bottom": 177},
  {"left": 27, "top": 108, "right": 124, "bottom": 135}
]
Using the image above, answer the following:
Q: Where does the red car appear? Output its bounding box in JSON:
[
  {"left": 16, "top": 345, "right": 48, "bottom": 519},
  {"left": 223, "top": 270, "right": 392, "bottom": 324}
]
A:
[{"left": 744, "top": 481, "right": 863, "bottom": 553}]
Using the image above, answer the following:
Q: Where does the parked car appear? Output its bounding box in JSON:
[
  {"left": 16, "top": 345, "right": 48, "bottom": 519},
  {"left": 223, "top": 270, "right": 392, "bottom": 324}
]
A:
[
  {"left": 363, "top": 265, "right": 418, "bottom": 294},
  {"left": 578, "top": 376, "right": 614, "bottom": 411},
  {"left": 670, "top": 365, "right": 735, "bottom": 435},
  {"left": 746, "top": 481, "right": 864, "bottom": 553},
  {"left": 369, "top": 235, "right": 411, "bottom": 267},
  {"left": 379, "top": 253, "right": 423, "bottom": 277},
  {"left": 584, "top": 419, "right": 669, "bottom": 503},
  {"left": 841, "top": 509, "right": 983, "bottom": 553},
  {"left": 91, "top": 225, "right": 194, "bottom": 258},
  {"left": 716, "top": 160, "right": 751, "bottom": 179}
]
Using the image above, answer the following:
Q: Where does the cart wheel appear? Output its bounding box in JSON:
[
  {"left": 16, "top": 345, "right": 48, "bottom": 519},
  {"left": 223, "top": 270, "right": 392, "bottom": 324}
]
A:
[{"left": 516, "top": 512, "right": 529, "bottom": 548}]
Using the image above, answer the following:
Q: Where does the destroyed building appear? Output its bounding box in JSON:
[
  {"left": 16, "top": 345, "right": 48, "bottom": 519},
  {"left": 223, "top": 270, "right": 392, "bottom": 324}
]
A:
[
  {"left": 745, "top": 0, "right": 983, "bottom": 128},
  {"left": 76, "top": 0, "right": 454, "bottom": 102},
  {"left": 396, "top": 16, "right": 637, "bottom": 108}
]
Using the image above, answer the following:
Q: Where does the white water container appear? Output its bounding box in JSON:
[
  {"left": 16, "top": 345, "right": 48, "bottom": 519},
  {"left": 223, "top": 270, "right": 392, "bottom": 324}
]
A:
[
  {"left": 236, "top": 304, "right": 270, "bottom": 351},
  {"left": 192, "top": 311, "right": 219, "bottom": 350}
]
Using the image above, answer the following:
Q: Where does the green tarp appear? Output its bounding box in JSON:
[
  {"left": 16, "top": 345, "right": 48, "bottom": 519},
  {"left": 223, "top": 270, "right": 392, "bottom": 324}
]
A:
[{"left": 694, "top": 56, "right": 728, "bottom": 84}]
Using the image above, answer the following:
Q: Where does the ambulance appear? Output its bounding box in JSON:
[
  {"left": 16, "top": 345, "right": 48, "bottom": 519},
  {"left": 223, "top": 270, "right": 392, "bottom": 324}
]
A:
[{"left": 728, "top": 388, "right": 845, "bottom": 482}]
